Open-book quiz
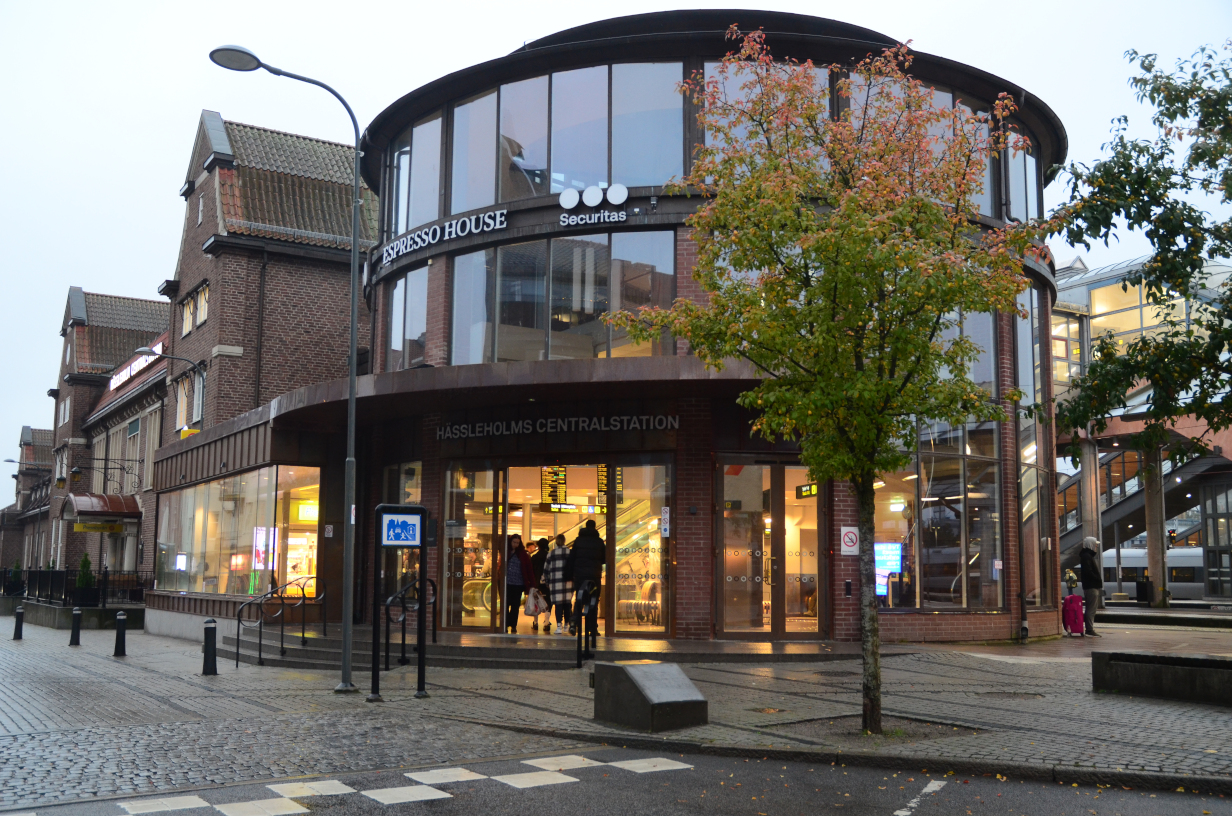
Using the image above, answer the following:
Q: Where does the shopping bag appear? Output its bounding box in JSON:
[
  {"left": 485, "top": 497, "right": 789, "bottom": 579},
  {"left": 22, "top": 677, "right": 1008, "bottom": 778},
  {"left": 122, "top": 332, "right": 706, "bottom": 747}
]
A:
[{"left": 524, "top": 588, "right": 548, "bottom": 616}]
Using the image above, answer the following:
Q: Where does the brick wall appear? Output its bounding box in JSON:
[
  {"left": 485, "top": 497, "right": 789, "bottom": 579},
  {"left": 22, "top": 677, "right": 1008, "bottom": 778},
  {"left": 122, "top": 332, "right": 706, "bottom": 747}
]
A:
[
  {"left": 424, "top": 258, "right": 451, "bottom": 367},
  {"left": 674, "top": 227, "right": 705, "bottom": 356},
  {"left": 673, "top": 398, "right": 714, "bottom": 639}
]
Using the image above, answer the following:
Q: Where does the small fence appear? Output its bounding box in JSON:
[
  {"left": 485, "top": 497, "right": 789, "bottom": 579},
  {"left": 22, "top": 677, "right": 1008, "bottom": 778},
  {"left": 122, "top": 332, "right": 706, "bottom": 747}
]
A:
[{"left": 2, "top": 568, "right": 154, "bottom": 607}]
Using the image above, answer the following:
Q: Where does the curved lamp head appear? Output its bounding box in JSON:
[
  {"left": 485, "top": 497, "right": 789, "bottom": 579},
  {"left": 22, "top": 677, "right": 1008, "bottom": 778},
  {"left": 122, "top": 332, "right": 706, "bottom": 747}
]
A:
[
  {"left": 134, "top": 347, "right": 158, "bottom": 356},
  {"left": 210, "top": 45, "right": 262, "bottom": 72}
]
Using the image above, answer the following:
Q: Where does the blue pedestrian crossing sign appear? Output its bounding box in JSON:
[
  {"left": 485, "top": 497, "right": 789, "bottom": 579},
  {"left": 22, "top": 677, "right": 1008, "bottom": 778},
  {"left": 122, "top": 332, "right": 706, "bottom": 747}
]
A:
[{"left": 376, "top": 504, "right": 431, "bottom": 548}]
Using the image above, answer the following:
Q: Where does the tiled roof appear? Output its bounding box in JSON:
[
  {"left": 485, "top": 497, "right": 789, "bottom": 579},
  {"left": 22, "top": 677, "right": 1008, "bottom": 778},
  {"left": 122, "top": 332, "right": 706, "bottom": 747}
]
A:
[
  {"left": 20, "top": 427, "right": 53, "bottom": 469},
  {"left": 81, "top": 292, "right": 166, "bottom": 333},
  {"left": 216, "top": 120, "right": 380, "bottom": 251},
  {"left": 76, "top": 326, "right": 164, "bottom": 374},
  {"left": 86, "top": 333, "right": 169, "bottom": 423}
]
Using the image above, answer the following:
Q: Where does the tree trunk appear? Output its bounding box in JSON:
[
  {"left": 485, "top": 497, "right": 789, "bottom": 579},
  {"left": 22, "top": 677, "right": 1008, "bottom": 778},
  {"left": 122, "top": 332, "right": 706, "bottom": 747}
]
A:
[{"left": 855, "top": 474, "right": 882, "bottom": 734}]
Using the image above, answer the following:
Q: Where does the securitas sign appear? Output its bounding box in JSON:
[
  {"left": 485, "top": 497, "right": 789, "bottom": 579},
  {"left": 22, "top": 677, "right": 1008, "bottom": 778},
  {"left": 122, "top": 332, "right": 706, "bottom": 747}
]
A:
[
  {"left": 381, "top": 209, "right": 508, "bottom": 266},
  {"left": 559, "top": 183, "right": 628, "bottom": 227}
]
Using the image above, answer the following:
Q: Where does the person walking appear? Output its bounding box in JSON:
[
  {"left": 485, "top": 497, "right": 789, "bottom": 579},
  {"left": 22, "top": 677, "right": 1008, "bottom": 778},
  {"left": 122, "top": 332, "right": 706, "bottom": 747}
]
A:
[
  {"left": 529, "top": 538, "right": 550, "bottom": 633},
  {"left": 543, "top": 534, "right": 572, "bottom": 635},
  {"left": 1079, "top": 537, "right": 1103, "bottom": 637},
  {"left": 505, "top": 534, "right": 534, "bottom": 634},
  {"left": 566, "top": 519, "right": 606, "bottom": 639}
]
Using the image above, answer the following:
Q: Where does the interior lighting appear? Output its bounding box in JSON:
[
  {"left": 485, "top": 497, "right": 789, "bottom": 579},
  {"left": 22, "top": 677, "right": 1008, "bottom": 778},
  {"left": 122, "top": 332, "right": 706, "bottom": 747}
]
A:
[
  {"left": 903, "top": 474, "right": 918, "bottom": 481},
  {"left": 889, "top": 502, "right": 905, "bottom": 512},
  {"left": 873, "top": 481, "right": 885, "bottom": 489},
  {"left": 297, "top": 502, "right": 319, "bottom": 522}
]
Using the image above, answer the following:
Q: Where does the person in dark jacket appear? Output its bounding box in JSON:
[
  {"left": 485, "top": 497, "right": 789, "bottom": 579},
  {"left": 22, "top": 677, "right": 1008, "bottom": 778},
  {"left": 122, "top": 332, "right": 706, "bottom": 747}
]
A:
[
  {"left": 505, "top": 535, "right": 534, "bottom": 634},
  {"left": 529, "top": 538, "right": 550, "bottom": 633},
  {"left": 566, "top": 519, "right": 606, "bottom": 637},
  {"left": 1079, "top": 539, "right": 1103, "bottom": 637}
]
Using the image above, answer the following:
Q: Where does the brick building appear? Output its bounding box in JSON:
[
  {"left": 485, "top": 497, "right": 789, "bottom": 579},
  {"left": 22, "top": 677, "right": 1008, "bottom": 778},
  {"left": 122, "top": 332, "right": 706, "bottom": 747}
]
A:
[
  {"left": 0, "top": 427, "right": 53, "bottom": 569},
  {"left": 146, "top": 10, "right": 1067, "bottom": 645}
]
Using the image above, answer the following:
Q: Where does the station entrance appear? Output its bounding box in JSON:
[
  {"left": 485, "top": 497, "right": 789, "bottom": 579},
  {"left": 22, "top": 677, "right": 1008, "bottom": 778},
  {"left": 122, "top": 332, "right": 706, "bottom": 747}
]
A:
[{"left": 441, "top": 461, "right": 671, "bottom": 638}]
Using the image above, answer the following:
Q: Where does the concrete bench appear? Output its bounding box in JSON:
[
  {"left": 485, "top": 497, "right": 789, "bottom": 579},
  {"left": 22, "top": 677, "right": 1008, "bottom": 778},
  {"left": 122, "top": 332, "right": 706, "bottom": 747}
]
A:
[
  {"left": 594, "top": 660, "right": 708, "bottom": 732},
  {"left": 1092, "top": 651, "right": 1232, "bottom": 707}
]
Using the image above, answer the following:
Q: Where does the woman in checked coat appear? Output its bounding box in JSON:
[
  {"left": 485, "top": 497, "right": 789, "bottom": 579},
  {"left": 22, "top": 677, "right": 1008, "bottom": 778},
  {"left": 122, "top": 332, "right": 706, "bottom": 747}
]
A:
[{"left": 543, "top": 534, "right": 574, "bottom": 635}]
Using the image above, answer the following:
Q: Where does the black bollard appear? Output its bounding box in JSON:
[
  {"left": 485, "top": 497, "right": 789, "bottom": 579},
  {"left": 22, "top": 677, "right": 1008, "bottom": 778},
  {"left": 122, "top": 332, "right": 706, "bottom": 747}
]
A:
[
  {"left": 202, "top": 618, "right": 217, "bottom": 676},
  {"left": 12, "top": 606, "right": 22, "bottom": 640},
  {"left": 69, "top": 607, "right": 81, "bottom": 646},
  {"left": 113, "top": 611, "right": 127, "bottom": 657}
]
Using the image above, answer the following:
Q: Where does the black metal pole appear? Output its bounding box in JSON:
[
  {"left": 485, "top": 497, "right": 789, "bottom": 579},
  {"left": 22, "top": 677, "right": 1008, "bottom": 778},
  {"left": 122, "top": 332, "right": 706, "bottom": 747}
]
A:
[
  {"left": 384, "top": 595, "right": 391, "bottom": 672},
  {"left": 368, "top": 528, "right": 382, "bottom": 703},
  {"left": 113, "top": 611, "right": 127, "bottom": 657},
  {"left": 399, "top": 593, "right": 409, "bottom": 665},
  {"left": 69, "top": 607, "right": 81, "bottom": 646},
  {"left": 13, "top": 605, "right": 22, "bottom": 640},
  {"left": 101, "top": 567, "right": 108, "bottom": 610},
  {"left": 415, "top": 542, "right": 428, "bottom": 698},
  {"left": 203, "top": 618, "right": 218, "bottom": 676}
]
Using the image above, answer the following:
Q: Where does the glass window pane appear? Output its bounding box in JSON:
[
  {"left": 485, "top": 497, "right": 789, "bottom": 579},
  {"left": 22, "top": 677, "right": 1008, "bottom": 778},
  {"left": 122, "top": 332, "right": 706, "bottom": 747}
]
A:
[
  {"left": 611, "top": 231, "right": 676, "bottom": 357},
  {"left": 612, "top": 63, "right": 683, "bottom": 188},
  {"left": 1007, "top": 147, "right": 1027, "bottom": 221},
  {"left": 403, "top": 265, "right": 429, "bottom": 368},
  {"left": 919, "top": 455, "right": 963, "bottom": 607},
  {"left": 1025, "top": 151, "right": 1039, "bottom": 220},
  {"left": 784, "top": 467, "right": 819, "bottom": 630},
  {"left": 392, "top": 134, "right": 410, "bottom": 234},
  {"left": 388, "top": 276, "right": 405, "bottom": 372},
  {"left": 614, "top": 465, "right": 669, "bottom": 633},
  {"left": 705, "top": 61, "right": 754, "bottom": 146},
  {"left": 874, "top": 464, "right": 918, "bottom": 608},
  {"left": 956, "top": 98, "right": 994, "bottom": 216},
  {"left": 920, "top": 419, "right": 961, "bottom": 455},
  {"left": 721, "top": 464, "right": 771, "bottom": 632},
  {"left": 1090, "top": 282, "right": 1141, "bottom": 314},
  {"left": 551, "top": 66, "right": 609, "bottom": 193},
  {"left": 550, "top": 234, "right": 610, "bottom": 359},
  {"left": 275, "top": 466, "right": 320, "bottom": 594},
  {"left": 451, "top": 91, "right": 497, "bottom": 215},
  {"left": 964, "top": 310, "right": 996, "bottom": 396},
  {"left": 496, "top": 240, "right": 548, "bottom": 362},
  {"left": 408, "top": 113, "right": 441, "bottom": 230},
  {"left": 965, "top": 458, "right": 1001, "bottom": 608},
  {"left": 1015, "top": 287, "right": 1039, "bottom": 404},
  {"left": 499, "top": 76, "right": 549, "bottom": 201},
  {"left": 451, "top": 249, "right": 495, "bottom": 365},
  {"left": 1091, "top": 309, "right": 1142, "bottom": 337},
  {"left": 965, "top": 421, "right": 998, "bottom": 458},
  {"left": 1020, "top": 465, "right": 1042, "bottom": 606},
  {"left": 444, "top": 466, "right": 496, "bottom": 628}
]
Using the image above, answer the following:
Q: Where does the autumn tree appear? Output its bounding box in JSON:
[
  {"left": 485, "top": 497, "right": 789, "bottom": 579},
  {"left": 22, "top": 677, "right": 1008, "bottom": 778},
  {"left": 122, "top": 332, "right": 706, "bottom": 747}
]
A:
[
  {"left": 1054, "top": 42, "right": 1232, "bottom": 453},
  {"left": 610, "top": 30, "right": 1039, "bottom": 733}
]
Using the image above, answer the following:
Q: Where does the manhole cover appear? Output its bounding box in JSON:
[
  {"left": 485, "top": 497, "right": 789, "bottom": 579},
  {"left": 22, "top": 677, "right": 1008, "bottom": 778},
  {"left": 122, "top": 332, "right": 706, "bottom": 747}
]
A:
[{"left": 751, "top": 707, "right": 787, "bottom": 714}]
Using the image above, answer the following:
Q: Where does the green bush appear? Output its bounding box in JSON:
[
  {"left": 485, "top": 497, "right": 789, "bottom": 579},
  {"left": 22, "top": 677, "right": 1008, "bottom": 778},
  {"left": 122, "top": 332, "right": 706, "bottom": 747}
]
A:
[{"left": 76, "top": 554, "right": 95, "bottom": 589}]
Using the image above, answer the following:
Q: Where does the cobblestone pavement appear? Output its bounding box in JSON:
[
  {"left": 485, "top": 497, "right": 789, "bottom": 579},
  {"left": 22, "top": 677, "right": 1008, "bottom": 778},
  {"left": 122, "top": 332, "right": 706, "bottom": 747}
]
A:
[{"left": 1, "top": 624, "right": 1231, "bottom": 810}]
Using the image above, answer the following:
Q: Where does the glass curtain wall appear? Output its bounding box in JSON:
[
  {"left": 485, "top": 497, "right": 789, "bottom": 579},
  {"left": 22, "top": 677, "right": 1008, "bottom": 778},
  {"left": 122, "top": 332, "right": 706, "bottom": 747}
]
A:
[
  {"left": 451, "top": 91, "right": 497, "bottom": 214},
  {"left": 721, "top": 465, "right": 771, "bottom": 632},
  {"left": 500, "top": 76, "right": 550, "bottom": 201},
  {"left": 452, "top": 231, "right": 674, "bottom": 364},
  {"left": 611, "top": 63, "right": 683, "bottom": 187},
  {"left": 1016, "top": 284, "right": 1053, "bottom": 606},
  {"left": 155, "top": 466, "right": 320, "bottom": 596},
  {"left": 614, "top": 465, "right": 669, "bottom": 633},
  {"left": 551, "top": 66, "right": 608, "bottom": 194},
  {"left": 443, "top": 467, "right": 497, "bottom": 628},
  {"left": 783, "top": 467, "right": 820, "bottom": 631},
  {"left": 386, "top": 265, "right": 428, "bottom": 371},
  {"left": 390, "top": 114, "right": 442, "bottom": 233}
]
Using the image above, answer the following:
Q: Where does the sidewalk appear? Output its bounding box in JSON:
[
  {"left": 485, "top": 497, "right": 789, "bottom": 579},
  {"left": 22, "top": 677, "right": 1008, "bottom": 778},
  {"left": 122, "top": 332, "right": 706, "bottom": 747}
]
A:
[{"left": 0, "top": 624, "right": 1229, "bottom": 810}]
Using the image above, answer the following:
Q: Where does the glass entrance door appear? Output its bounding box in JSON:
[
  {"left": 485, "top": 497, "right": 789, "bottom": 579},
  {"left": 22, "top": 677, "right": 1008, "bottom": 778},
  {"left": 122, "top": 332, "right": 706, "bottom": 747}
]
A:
[{"left": 720, "top": 463, "right": 824, "bottom": 638}]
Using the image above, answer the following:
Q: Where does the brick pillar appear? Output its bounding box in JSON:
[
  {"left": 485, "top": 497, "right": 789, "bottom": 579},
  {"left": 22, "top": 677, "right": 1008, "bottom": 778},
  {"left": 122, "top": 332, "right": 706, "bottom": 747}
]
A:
[
  {"left": 424, "top": 257, "right": 451, "bottom": 367},
  {"left": 672, "top": 398, "right": 714, "bottom": 639},
  {"left": 829, "top": 480, "right": 861, "bottom": 641},
  {"left": 674, "top": 228, "right": 705, "bottom": 356},
  {"left": 421, "top": 414, "right": 443, "bottom": 597},
  {"left": 997, "top": 308, "right": 1023, "bottom": 639}
]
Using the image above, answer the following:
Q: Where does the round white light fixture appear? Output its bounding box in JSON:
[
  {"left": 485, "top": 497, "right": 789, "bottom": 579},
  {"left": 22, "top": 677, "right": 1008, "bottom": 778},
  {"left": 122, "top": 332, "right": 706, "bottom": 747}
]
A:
[
  {"left": 559, "top": 188, "right": 580, "bottom": 210},
  {"left": 606, "top": 183, "right": 628, "bottom": 205},
  {"left": 582, "top": 185, "right": 604, "bottom": 207}
]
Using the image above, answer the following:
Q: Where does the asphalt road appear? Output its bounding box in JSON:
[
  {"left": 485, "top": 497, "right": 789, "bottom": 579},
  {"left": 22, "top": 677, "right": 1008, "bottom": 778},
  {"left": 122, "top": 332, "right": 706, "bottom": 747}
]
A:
[{"left": 24, "top": 746, "right": 1230, "bottom": 816}]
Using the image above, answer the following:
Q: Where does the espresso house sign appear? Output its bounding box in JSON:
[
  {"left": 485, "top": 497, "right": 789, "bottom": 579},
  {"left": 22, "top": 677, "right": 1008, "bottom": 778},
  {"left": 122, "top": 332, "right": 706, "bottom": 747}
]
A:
[{"left": 382, "top": 209, "right": 508, "bottom": 266}]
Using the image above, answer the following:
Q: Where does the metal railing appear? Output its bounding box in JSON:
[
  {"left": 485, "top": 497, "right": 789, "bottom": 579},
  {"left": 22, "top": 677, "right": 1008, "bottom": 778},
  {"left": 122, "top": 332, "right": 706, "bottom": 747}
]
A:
[
  {"left": 15, "top": 569, "right": 152, "bottom": 607},
  {"left": 384, "top": 578, "right": 436, "bottom": 671},
  {"left": 1058, "top": 451, "right": 1180, "bottom": 534},
  {"left": 235, "top": 577, "right": 326, "bottom": 667}
]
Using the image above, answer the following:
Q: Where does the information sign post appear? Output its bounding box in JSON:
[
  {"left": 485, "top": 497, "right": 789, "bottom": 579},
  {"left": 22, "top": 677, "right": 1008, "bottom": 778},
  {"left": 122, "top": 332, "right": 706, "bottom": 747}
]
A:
[{"left": 371, "top": 504, "right": 434, "bottom": 701}]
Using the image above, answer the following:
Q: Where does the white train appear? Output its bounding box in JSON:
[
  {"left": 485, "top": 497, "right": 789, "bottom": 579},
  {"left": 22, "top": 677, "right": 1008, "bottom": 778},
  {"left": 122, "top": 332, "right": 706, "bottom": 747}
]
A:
[{"left": 1099, "top": 547, "right": 1206, "bottom": 600}]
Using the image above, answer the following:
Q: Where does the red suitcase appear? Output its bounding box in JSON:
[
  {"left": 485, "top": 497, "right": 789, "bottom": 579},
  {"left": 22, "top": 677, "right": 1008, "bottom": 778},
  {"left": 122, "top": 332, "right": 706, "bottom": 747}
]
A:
[{"left": 1062, "top": 593, "right": 1084, "bottom": 636}]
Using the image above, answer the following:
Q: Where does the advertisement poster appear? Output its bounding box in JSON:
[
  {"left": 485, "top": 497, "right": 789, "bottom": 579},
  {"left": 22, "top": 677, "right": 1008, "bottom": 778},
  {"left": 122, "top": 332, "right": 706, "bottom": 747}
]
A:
[{"left": 874, "top": 542, "right": 903, "bottom": 597}]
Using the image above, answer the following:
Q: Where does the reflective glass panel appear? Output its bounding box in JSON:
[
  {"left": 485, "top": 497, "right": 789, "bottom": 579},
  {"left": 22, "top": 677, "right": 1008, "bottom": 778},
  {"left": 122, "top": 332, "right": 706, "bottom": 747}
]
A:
[
  {"left": 784, "top": 467, "right": 819, "bottom": 631},
  {"left": 550, "top": 233, "right": 610, "bottom": 359},
  {"left": 1025, "top": 151, "right": 1039, "bottom": 220},
  {"left": 496, "top": 240, "right": 548, "bottom": 362},
  {"left": 403, "top": 265, "right": 429, "bottom": 368},
  {"left": 919, "top": 455, "right": 963, "bottom": 607},
  {"left": 612, "top": 62, "right": 683, "bottom": 187},
  {"left": 275, "top": 466, "right": 321, "bottom": 595},
  {"left": 500, "top": 76, "right": 550, "bottom": 200},
  {"left": 1007, "top": 147, "right": 1027, "bottom": 222},
  {"left": 1090, "top": 282, "right": 1140, "bottom": 314},
  {"left": 1091, "top": 310, "right": 1142, "bottom": 337},
  {"left": 444, "top": 467, "right": 496, "bottom": 628},
  {"left": 614, "top": 465, "right": 669, "bottom": 633},
  {"left": 966, "top": 421, "right": 998, "bottom": 459},
  {"left": 387, "top": 276, "right": 405, "bottom": 372},
  {"left": 1019, "top": 465, "right": 1042, "bottom": 606},
  {"left": 408, "top": 113, "right": 441, "bottom": 230},
  {"left": 721, "top": 464, "right": 770, "bottom": 632},
  {"left": 611, "top": 231, "right": 675, "bottom": 357},
  {"left": 955, "top": 98, "right": 994, "bottom": 217},
  {"left": 874, "top": 464, "right": 918, "bottom": 608},
  {"left": 391, "top": 135, "right": 410, "bottom": 234},
  {"left": 965, "top": 310, "right": 996, "bottom": 396},
  {"left": 964, "top": 458, "right": 1001, "bottom": 608},
  {"left": 551, "top": 66, "right": 609, "bottom": 193},
  {"left": 451, "top": 249, "right": 495, "bottom": 365},
  {"left": 451, "top": 91, "right": 497, "bottom": 214}
]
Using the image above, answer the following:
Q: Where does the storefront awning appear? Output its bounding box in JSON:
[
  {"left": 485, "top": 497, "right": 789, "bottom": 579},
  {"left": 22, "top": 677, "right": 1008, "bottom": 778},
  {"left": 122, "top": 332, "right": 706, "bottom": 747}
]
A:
[{"left": 61, "top": 493, "right": 142, "bottom": 520}]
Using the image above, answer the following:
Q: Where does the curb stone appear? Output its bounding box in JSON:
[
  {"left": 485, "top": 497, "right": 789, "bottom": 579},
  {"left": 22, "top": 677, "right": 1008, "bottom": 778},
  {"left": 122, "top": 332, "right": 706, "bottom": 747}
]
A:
[{"left": 452, "top": 717, "right": 1232, "bottom": 796}]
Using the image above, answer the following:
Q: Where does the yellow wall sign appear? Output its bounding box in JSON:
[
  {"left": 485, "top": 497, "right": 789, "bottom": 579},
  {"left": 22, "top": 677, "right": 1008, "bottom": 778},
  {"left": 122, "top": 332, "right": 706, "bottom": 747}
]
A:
[
  {"left": 73, "top": 523, "right": 125, "bottom": 533},
  {"left": 180, "top": 427, "right": 200, "bottom": 439}
]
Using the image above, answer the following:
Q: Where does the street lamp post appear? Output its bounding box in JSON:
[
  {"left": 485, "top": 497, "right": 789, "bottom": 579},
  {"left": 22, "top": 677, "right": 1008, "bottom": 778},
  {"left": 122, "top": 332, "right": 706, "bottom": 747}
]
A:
[
  {"left": 205, "top": 45, "right": 363, "bottom": 694},
  {"left": 135, "top": 348, "right": 207, "bottom": 419}
]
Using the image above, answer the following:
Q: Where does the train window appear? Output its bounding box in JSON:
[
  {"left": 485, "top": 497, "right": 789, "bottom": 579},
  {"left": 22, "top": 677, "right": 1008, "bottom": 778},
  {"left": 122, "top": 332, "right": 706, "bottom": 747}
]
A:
[
  {"left": 1103, "top": 567, "right": 1115, "bottom": 582},
  {"left": 1119, "top": 567, "right": 1140, "bottom": 582},
  {"left": 1169, "top": 567, "right": 1197, "bottom": 583}
]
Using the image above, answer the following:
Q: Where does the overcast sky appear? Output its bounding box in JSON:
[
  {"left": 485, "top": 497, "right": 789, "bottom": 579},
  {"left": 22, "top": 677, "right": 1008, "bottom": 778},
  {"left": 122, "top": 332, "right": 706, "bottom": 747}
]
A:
[{"left": 1, "top": 0, "right": 1228, "bottom": 481}]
